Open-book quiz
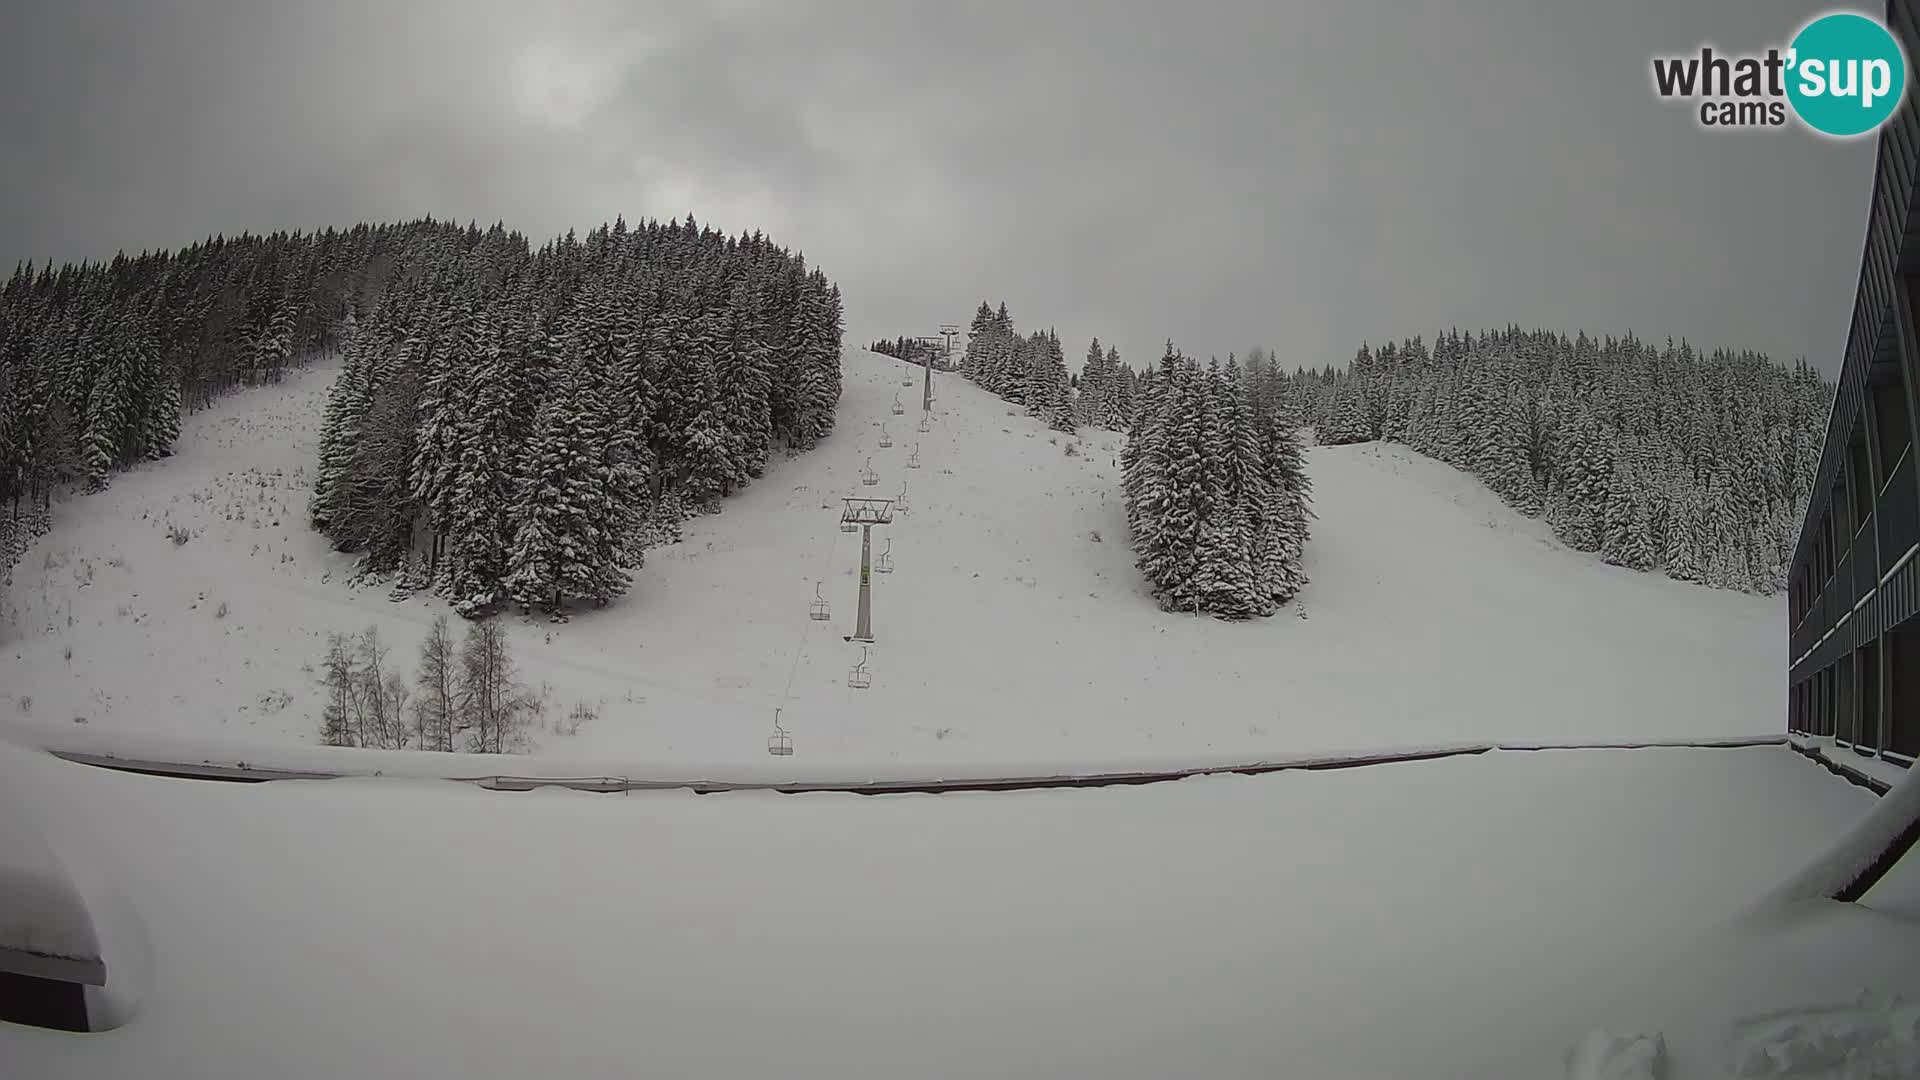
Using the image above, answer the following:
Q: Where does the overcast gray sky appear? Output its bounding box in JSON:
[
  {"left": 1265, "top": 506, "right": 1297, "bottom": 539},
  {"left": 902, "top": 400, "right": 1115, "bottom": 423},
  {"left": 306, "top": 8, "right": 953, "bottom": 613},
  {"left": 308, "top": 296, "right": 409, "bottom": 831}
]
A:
[{"left": 0, "top": 0, "right": 1877, "bottom": 375}]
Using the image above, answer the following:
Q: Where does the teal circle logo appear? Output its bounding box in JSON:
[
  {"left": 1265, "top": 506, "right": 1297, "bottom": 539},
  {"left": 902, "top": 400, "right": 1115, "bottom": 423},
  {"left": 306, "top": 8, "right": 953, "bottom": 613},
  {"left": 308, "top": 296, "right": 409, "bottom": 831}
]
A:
[{"left": 1787, "top": 12, "right": 1907, "bottom": 137}]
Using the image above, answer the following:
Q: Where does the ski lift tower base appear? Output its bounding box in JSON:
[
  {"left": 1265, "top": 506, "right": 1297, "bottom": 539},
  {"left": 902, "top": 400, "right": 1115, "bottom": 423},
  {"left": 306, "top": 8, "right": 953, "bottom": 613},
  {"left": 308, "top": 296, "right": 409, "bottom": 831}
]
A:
[{"left": 840, "top": 497, "right": 894, "bottom": 643}]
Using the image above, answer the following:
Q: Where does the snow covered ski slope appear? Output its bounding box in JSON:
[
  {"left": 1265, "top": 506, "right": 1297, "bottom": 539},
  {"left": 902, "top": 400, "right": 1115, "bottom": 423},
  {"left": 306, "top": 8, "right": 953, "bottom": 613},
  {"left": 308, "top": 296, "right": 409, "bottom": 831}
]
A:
[{"left": 0, "top": 347, "right": 1784, "bottom": 769}]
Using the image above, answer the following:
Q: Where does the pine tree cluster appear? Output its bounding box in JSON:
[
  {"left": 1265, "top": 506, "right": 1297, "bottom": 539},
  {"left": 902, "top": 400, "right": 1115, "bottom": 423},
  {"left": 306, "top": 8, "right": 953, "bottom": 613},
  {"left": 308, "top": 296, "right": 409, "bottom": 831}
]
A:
[
  {"left": 1122, "top": 345, "right": 1312, "bottom": 619},
  {"left": 1, "top": 222, "right": 395, "bottom": 573},
  {"left": 869, "top": 336, "right": 947, "bottom": 368},
  {"left": 310, "top": 216, "right": 845, "bottom": 618},
  {"left": 1073, "top": 336, "right": 1137, "bottom": 430},
  {"left": 959, "top": 301, "right": 1080, "bottom": 432},
  {"left": 1289, "top": 328, "right": 1832, "bottom": 594}
]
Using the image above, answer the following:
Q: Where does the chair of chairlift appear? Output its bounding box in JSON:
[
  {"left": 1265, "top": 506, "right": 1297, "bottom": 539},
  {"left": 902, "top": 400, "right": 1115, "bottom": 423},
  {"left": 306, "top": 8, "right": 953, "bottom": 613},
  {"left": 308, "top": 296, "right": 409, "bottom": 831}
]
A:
[
  {"left": 767, "top": 708, "right": 793, "bottom": 756},
  {"left": 879, "top": 423, "right": 893, "bottom": 449},
  {"left": 918, "top": 415, "right": 931, "bottom": 433},
  {"left": 895, "top": 482, "right": 910, "bottom": 514},
  {"left": 892, "top": 393, "right": 906, "bottom": 416},
  {"left": 840, "top": 518, "right": 858, "bottom": 533},
  {"left": 875, "top": 538, "right": 893, "bottom": 575},
  {"left": 861, "top": 457, "right": 879, "bottom": 486},
  {"left": 848, "top": 647, "right": 872, "bottom": 689},
  {"left": 809, "top": 582, "right": 831, "bottom": 621},
  {"left": 907, "top": 444, "right": 921, "bottom": 469}
]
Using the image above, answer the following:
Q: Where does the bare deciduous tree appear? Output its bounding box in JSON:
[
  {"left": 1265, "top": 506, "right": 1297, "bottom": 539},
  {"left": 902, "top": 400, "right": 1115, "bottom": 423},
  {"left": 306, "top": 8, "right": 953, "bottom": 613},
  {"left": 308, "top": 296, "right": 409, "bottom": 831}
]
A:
[
  {"left": 353, "top": 625, "right": 413, "bottom": 750},
  {"left": 319, "top": 632, "right": 359, "bottom": 747},
  {"left": 414, "top": 614, "right": 459, "bottom": 752},
  {"left": 459, "top": 619, "right": 534, "bottom": 754}
]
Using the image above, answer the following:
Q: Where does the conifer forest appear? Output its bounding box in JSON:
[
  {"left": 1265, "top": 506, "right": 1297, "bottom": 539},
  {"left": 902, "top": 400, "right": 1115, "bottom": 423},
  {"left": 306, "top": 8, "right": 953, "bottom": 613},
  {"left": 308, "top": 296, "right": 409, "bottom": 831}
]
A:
[
  {"left": 950, "top": 303, "right": 1830, "bottom": 602},
  {"left": 0, "top": 217, "right": 846, "bottom": 616},
  {"left": 1296, "top": 330, "right": 1832, "bottom": 594}
]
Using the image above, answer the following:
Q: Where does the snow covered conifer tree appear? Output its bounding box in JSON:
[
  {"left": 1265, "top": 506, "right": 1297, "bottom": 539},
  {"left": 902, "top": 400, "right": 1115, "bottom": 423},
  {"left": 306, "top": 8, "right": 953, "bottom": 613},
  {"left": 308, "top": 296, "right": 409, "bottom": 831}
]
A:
[
  {"left": 1034, "top": 330, "right": 1075, "bottom": 432},
  {"left": 962, "top": 301, "right": 995, "bottom": 381},
  {"left": 1123, "top": 346, "right": 1308, "bottom": 619},
  {"left": 504, "top": 346, "right": 631, "bottom": 616},
  {"left": 1077, "top": 337, "right": 1106, "bottom": 426}
]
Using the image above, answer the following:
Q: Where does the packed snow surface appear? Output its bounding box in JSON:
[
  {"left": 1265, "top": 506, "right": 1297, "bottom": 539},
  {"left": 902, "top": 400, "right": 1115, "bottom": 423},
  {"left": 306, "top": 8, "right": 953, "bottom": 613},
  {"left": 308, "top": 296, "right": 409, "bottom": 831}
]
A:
[
  {"left": 0, "top": 348, "right": 1782, "bottom": 768},
  {"left": 0, "top": 740, "right": 1912, "bottom": 1079}
]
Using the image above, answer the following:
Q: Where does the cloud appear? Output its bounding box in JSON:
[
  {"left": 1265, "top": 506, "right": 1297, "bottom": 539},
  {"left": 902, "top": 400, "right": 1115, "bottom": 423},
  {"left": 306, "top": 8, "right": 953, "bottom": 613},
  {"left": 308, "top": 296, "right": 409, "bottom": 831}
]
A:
[
  {"left": 511, "top": 41, "right": 633, "bottom": 131},
  {"left": 0, "top": 0, "right": 1876, "bottom": 374}
]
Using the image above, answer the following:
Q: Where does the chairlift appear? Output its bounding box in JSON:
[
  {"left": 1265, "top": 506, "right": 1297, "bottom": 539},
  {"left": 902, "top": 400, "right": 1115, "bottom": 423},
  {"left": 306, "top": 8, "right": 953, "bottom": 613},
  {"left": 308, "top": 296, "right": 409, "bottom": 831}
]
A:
[
  {"left": 768, "top": 708, "right": 793, "bottom": 756},
  {"left": 809, "top": 582, "right": 831, "bottom": 621},
  {"left": 892, "top": 392, "right": 906, "bottom": 416},
  {"left": 875, "top": 538, "right": 893, "bottom": 575},
  {"left": 847, "top": 647, "right": 872, "bottom": 689},
  {"left": 879, "top": 423, "right": 893, "bottom": 449},
  {"left": 861, "top": 457, "right": 879, "bottom": 487},
  {"left": 907, "top": 443, "right": 921, "bottom": 469},
  {"left": 894, "top": 481, "right": 911, "bottom": 514},
  {"left": 918, "top": 415, "right": 931, "bottom": 433}
]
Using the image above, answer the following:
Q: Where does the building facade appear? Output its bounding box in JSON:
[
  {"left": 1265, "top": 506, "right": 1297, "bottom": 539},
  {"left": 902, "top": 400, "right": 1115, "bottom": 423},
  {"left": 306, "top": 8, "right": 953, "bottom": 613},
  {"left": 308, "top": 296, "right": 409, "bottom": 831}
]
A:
[{"left": 1786, "top": 0, "right": 1920, "bottom": 765}]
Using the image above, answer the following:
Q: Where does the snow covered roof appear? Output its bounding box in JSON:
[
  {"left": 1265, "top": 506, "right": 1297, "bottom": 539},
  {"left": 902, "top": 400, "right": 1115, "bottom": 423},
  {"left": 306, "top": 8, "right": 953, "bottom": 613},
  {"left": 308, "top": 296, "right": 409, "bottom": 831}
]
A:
[{"left": 0, "top": 769, "right": 105, "bottom": 986}]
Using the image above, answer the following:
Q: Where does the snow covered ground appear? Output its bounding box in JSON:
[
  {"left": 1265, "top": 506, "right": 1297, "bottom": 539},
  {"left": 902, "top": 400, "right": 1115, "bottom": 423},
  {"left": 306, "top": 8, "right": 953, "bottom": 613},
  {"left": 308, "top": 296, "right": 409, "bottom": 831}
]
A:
[
  {"left": 0, "top": 347, "right": 1784, "bottom": 770},
  {"left": 0, "top": 738, "right": 1911, "bottom": 1079}
]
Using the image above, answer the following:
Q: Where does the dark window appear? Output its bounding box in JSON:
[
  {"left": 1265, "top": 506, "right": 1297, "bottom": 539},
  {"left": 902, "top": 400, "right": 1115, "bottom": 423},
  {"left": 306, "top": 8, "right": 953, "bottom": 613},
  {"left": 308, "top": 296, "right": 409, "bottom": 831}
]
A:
[
  {"left": 1859, "top": 640, "right": 1882, "bottom": 751},
  {"left": 1892, "top": 619, "right": 1920, "bottom": 758},
  {"left": 1821, "top": 668, "right": 1834, "bottom": 737},
  {"left": 1838, "top": 656, "right": 1857, "bottom": 743},
  {"left": 1850, "top": 431, "right": 1874, "bottom": 529},
  {"left": 1818, "top": 668, "right": 1831, "bottom": 737},
  {"left": 1835, "top": 475, "right": 1854, "bottom": 545},
  {"left": 1872, "top": 373, "right": 1913, "bottom": 490}
]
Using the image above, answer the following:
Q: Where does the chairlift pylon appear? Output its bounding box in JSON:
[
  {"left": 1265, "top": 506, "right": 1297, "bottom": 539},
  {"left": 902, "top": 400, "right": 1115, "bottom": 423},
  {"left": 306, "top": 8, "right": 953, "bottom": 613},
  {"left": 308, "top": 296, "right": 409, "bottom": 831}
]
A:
[
  {"left": 767, "top": 707, "right": 793, "bottom": 756},
  {"left": 875, "top": 537, "right": 893, "bottom": 575},
  {"left": 861, "top": 457, "right": 879, "bottom": 487},
  {"left": 847, "top": 647, "right": 872, "bottom": 689},
  {"left": 809, "top": 581, "right": 831, "bottom": 621}
]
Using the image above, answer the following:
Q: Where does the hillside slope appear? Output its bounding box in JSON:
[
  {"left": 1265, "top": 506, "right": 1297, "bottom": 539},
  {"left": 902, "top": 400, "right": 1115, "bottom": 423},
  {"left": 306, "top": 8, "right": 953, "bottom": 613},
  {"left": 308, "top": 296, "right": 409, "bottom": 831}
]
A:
[{"left": 0, "top": 349, "right": 1782, "bottom": 767}]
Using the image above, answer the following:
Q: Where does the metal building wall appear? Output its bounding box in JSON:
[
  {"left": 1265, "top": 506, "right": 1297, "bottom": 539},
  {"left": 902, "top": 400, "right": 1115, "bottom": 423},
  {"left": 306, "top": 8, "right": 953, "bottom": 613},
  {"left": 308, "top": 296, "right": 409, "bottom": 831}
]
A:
[{"left": 1786, "top": 0, "right": 1920, "bottom": 766}]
